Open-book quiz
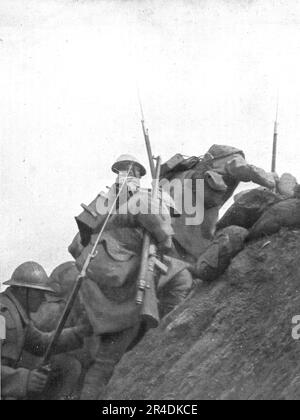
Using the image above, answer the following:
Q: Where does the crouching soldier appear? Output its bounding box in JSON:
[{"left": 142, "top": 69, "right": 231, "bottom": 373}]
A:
[
  {"left": 69, "top": 154, "right": 193, "bottom": 400},
  {"left": 0, "top": 261, "right": 92, "bottom": 400}
]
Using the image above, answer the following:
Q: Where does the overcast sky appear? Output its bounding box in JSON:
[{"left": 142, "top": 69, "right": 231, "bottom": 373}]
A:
[{"left": 1, "top": 0, "right": 300, "bottom": 284}]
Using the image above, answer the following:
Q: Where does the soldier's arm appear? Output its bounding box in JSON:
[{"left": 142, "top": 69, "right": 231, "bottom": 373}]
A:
[
  {"left": 24, "top": 322, "right": 92, "bottom": 357},
  {"left": 129, "top": 191, "right": 174, "bottom": 249},
  {"left": 1, "top": 363, "right": 30, "bottom": 399},
  {"left": 225, "top": 154, "right": 277, "bottom": 189}
]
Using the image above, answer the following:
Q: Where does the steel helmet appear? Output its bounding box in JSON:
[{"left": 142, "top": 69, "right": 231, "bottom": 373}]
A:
[
  {"left": 48, "top": 261, "right": 79, "bottom": 299},
  {"left": 3, "top": 261, "right": 54, "bottom": 292},
  {"left": 111, "top": 154, "right": 146, "bottom": 177}
]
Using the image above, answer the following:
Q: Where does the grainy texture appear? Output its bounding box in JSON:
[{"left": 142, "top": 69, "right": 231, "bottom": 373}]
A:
[
  {"left": 105, "top": 229, "right": 300, "bottom": 400},
  {"left": 249, "top": 199, "right": 300, "bottom": 239}
]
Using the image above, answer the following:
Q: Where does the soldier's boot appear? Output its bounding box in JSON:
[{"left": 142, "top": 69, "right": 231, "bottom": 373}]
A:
[
  {"left": 189, "top": 226, "right": 248, "bottom": 283},
  {"left": 80, "top": 356, "right": 117, "bottom": 400},
  {"left": 42, "top": 354, "right": 82, "bottom": 400},
  {"left": 80, "top": 324, "right": 140, "bottom": 400},
  {"left": 158, "top": 269, "right": 193, "bottom": 318}
]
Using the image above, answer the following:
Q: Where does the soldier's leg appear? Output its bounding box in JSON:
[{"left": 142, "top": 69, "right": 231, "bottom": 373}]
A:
[
  {"left": 80, "top": 323, "right": 140, "bottom": 400},
  {"left": 158, "top": 269, "right": 193, "bottom": 318}
]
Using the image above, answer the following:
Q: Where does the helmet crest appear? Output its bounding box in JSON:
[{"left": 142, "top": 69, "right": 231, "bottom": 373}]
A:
[{"left": 4, "top": 261, "right": 54, "bottom": 293}]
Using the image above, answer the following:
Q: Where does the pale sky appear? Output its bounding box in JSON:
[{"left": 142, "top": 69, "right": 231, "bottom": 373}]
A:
[{"left": 1, "top": 0, "right": 300, "bottom": 284}]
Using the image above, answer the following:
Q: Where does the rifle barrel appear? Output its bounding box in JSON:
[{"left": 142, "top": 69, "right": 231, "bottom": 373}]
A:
[
  {"left": 137, "top": 90, "right": 156, "bottom": 177},
  {"left": 272, "top": 96, "right": 279, "bottom": 173},
  {"left": 136, "top": 157, "right": 162, "bottom": 305}
]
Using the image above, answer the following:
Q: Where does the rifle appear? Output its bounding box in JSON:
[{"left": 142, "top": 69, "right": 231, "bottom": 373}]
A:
[
  {"left": 136, "top": 100, "right": 168, "bottom": 328},
  {"left": 39, "top": 165, "right": 133, "bottom": 369}
]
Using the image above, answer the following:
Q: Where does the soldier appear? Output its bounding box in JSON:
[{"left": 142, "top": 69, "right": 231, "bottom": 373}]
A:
[
  {"left": 0, "top": 261, "right": 92, "bottom": 400},
  {"left": 160, "top": 145, "right": 278, "bottom": 273},
  {"left": 68, "top": 154, "right": 193, "bottom": 400}
]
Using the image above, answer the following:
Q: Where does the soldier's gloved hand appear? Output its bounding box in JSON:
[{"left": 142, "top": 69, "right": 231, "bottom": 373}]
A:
[
  {"left": 27, "top": 369, "right": 48, "bottom": 394},
  {"left": 265, "top": 171, "right": 279, "bottom": 190}
]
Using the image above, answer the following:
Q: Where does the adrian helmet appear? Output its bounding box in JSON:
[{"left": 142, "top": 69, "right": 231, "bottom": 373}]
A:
[
  {"left": 3, "top": 261, "right": 54, "bottom": 293},
  {"left": 111, "top": 154, "right": 146, "bottom": 177},
  {"left": 48, "top": 261, "right": 79, "bottom": 299}
]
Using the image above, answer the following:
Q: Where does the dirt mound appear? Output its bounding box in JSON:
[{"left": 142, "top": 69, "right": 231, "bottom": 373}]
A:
[{"left": 105, "top": 229, "right": 300, "bottom": 400}]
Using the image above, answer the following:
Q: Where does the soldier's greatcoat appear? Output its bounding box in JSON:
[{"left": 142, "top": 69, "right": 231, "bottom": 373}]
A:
[{"left": 69, "top": 188, "right": 191, "bottom": 336}]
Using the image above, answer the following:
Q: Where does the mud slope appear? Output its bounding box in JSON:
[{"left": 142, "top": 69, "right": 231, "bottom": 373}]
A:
[{"left": 105, "top": 229, "right": 300, "bottom": 400}]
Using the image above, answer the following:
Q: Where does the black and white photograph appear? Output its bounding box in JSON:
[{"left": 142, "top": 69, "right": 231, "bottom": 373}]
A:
[{"left": 1, "top": 0, "right": 300, "bottom": 403}]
